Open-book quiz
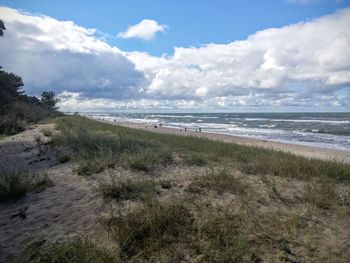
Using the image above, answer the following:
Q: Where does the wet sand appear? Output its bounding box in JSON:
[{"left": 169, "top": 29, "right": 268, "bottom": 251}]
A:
[{"left": 96, "top": 119, "right": 350, "bottom": 163}]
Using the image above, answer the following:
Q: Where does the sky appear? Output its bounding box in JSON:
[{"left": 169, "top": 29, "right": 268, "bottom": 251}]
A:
[{"left": 0, "top": 0, "right": 350, "bottom": 112}]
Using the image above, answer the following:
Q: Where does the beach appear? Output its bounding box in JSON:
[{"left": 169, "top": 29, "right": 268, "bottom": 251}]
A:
[
  {"left": 97, "top": 118, "right": 350, "bottom": 163},
  {"left": 1, "top": 115, "right": 350, "bottom": 262}
]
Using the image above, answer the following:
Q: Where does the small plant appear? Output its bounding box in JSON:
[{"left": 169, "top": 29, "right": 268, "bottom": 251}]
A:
[
  {"left": 15, "top": 236, "right": 118, "bottom": 263},
  {"left": 159, "top": 180, "right": 172, "bottom": 189},
  {"left": 57, "top": 153, "right": 71, "bottom": 163},
  {"left": 261, "top": 175, "right": 284, "bottom": 202},
  {"left": 303, "top": 177, "right": 347, "bottom": 210},
  {"left": 120, "top": 149, "right": 172, "bottom": 172},
  {"left": 40, "top": 128, "right": 53, "bottom": 137},
  {"left": 200, "top": 209, "right": 253, "bottom": 262},
  {"left": 106, "top": 200, "right": 194, "bottom": 258},
  {"left": 0, "top": 171, "right": 53, "bottom": 202},
  {"left": 98, "top": 177, "right": 157, "bottom": 202},
  {"left": 188, "top": 168, "right": 246, "bottom": 195},
  {"left": 183, "top": 152, "right": 207, "bottom": 166}
]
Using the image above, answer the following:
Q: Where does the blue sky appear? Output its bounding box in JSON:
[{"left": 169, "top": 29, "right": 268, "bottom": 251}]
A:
[
  {"left": 1, "top": 0, "right": 349, "bottom": 55},
  {"left": 0, "top": 1, "right": 349, "bottom": 111}
]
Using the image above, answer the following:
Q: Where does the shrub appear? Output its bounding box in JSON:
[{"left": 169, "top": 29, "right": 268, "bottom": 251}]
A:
[
  {"left": 183, "top": 152, "right": 207, "bottom": 166},
  {"left": 15, "top": 236, "right": 118, "bottom": 263},
  {"left": 119, "top": 149, "right": 172, "bottom": 172},
  {"left": 0, "top": 171, "right": 53, "bottom": 202},
  {"left": 106, "top": 200, "right": 194, "bottom": 258},
  {"left": 188, "top": 169, "right": 246, "bottom": 195},
  {"left": 98, "top": 177, "right": 157, "bottom": 202},
  {"left": 40, "top": 128, "right": 53, "bottom": 137}
]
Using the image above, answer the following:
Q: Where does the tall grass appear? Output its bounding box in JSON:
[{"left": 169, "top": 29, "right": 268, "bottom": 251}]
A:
[
  {"left": 105, "top": 200, "right": 194, "bottom": 259},
  {"left": 0, "top": 171, "right": 53, "bottom": 202},
  {"left": 15, "top": 236, "right": 118, "bottom": 263},
  {"left": 53, "top": 115, "right": 350, "bottom": 182},
  {"left": 98, "top": 177, "right": 157, "bottom": 202},
  {"left": 187, "top": 168, "right": 247, "bottom": 195}
]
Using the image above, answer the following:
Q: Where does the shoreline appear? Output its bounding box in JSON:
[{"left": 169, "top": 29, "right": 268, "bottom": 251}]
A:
[{"left": 95, "top": 118, "right": 350, "bottom": 163}]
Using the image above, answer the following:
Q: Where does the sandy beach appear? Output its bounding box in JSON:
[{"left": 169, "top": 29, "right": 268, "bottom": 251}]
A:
[{"left": 97, "top": 119, "right": 350, "bottom": 163}]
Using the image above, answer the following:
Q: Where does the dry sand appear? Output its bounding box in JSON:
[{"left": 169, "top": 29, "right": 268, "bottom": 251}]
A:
[
  {"left": 0, "top": 125, "right": 106, "bottom": 262},
  {"left": 96, "top": 119, "right": 350, "bottom": 163},
  {"left": 0, "top": 121, "right": 349, "bottom": 262}
]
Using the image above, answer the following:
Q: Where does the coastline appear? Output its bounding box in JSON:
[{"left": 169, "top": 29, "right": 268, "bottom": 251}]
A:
[{"left": 95, "top": 118, "right": 350, "bottom": 163}]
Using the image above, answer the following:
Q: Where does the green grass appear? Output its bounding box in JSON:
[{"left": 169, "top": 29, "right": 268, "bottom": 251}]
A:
[
  {"left": 303, "top": 176, "right": 350, "bottom": 211},
  {"left": 98, "top": 177, "right": 157, "bottom": 202},
  {"left": 183, "top": 152, "right": 207, "bottom": 166},
  {"left": 0, "top": 134, "right": 7, "bottom": 140},
  {"left": 120, "top": 148, "right": 172, "bottom": 172},
  {"left": 102, "top": 199, "right": 258, "bottom": 262},
  {"left": 187, "top": 168, "right": 247, "bottom": 195},
  {"left": 15, "top": 236, "right": 119, "bottom": 263},
  {"left": 105, "top": 200, "right": 194, "bottom": 259},
  {"left": 0, "top": 171, "right": 53, "bottom": 202},
  {"left": 52, "top": 115, "right": 350, "bottom": 182},
  {"left": 200, "top": 209, "right": 254, "bottom": 262},
  {"left": 40, "top": 128, "right": 53, "bottom": 137}
]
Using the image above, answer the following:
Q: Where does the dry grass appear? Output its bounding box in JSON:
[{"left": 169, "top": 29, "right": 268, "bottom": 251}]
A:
[{"left": 0, "top": 170, "right": 53, "bottom": 202}]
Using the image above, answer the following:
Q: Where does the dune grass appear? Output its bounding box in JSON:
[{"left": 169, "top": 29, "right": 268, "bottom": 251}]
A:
[
  {"left": 52, "top": 115, "right": 350, "bottom": 182},
  {"left": 15, "top": 236, "right": 118, "bottom": 263},
  {"left": 105, "top": 200, "right": 194, "bottom": 259},
  {"left": 183, "top": 152, "right": 207, "bottom": 166},
  {"left": 0, "top": 171, "right": 53, "bottom": 202},
  {"left": 98, "top": 177, "right": 157, "bottom": 202},
  {"left": 119, "top": 148, "right": 172, "bottom": 172},
  {"left": 40, "top": 128, "right": 53, "bottom": 137},
  {"left": 187, "top": 168, "right": 247, "bottom": 195}
]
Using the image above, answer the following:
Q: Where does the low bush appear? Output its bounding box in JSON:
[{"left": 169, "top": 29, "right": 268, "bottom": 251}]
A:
[
  {"left": 106, "top": 200, "right": 194, "bottom": 259},
  {"left": 120, "top": 149, "right": 172, "bottom": 172},
  {"left": 15, "top": 236, "right": 118, "bottom": 263},
  {"left": 0, "top": 171, "right": 53, "bottom": 202},
  {"left": 188, "top": 168, "right": 246, "bottom": 195},
  {"left": 98, "top": 177, "right": 157, "bottom": 202}
]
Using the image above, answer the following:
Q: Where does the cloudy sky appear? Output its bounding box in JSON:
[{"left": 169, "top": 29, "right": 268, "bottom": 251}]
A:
[{"left": 0, "top": 0, "right": 349, "bottom": 112}]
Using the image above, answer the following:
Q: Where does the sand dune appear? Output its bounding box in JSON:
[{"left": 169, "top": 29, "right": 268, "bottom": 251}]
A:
[{"left": 97, "top": 119, "right": 350, "bottom": 164}]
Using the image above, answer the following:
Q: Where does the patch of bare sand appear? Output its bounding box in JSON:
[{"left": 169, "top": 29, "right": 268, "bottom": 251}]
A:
[{"left": 0, "top": 125, "right": 106, "bottom": 262}]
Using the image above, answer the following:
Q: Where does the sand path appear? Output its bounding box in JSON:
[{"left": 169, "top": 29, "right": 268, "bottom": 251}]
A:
[{"left": 0, "top": 125, "right": 105, "bottom": 262}]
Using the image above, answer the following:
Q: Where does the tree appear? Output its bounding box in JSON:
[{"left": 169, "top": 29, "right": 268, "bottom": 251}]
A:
[
  {"left": 0, "top": 68, "right": 24, "bottom": 114},
  {"left": 0, "top": 19, "right": 5, "bottom": 37},
  {"left": 40, "top": 91, "right": 60, "bottom": 110}
]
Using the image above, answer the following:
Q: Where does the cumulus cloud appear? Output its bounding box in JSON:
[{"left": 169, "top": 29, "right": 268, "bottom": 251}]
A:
[
  {"left": 0, "top": 6, "right": 349, "bottom": 110},
  {"left": 0, "top": 7, "right": 145, "bottom": 99},
  {"left": 125, "top": 8, "right": 350, "bottom": 107},
  {"left": 117, "top": 19, "right": 167, "bottom": 41}
]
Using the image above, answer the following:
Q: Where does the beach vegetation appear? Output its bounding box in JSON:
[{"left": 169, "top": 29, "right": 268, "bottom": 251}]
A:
[
  {"left": 15, "top": 236, "right": 118, "bottom": 263},
  {"left": 52, "top": 115, "right": 350, "bottom": 182},
  {"left": 0, "top": 170, "right": 53, "bottom": 202},
  {"left": 187, "top": 168, "right": 247, "bottom": 195},
  {"left": 98, "top": 177, "right": 157, "bottom": 202}
]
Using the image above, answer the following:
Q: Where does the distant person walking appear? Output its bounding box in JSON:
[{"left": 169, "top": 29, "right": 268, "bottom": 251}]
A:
[{"left": 199, "top": 127, "right": 202, "bottom": 133}]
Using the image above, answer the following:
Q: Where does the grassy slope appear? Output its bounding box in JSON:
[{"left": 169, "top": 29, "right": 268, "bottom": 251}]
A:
[
  {"left": 54, "top": 115, "right": 350, "bottom": 182},
  {"left": 16, "top": 115, "right": 350, "bottom": 262}
]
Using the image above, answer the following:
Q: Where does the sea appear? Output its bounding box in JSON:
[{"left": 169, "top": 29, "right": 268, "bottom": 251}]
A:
[{"left": 83, "top": 112, "right": 350, "bottom": 152}]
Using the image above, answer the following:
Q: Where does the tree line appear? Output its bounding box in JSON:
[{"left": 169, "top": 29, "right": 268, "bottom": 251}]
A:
[{"left": 0, "top": 20, "right": 61, "bottom": 135}]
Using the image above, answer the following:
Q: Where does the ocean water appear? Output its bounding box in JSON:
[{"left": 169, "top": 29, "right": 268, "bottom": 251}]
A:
[{"left": 85, "top": 112, "right": 350, "bottom": 152}]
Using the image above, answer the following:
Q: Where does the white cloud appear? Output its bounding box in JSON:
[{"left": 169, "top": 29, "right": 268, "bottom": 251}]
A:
[
  {"left": 117, "top": 19, "right": 167, "bottom": 41},
  {"left": 125, "top": 8, "right": 350, "bottom": 107},
  {"left": 0, "top": 7, "right": 145, "bottom": 99},
  {"left": 0, "top": 6, "right": 349, "bottom": 111}
]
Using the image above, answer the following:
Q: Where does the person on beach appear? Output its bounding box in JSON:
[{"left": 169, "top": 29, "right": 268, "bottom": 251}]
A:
[
  {"left": 199, "top": 127, "right": 202, "bottom": 133},
  {"left": 185, "top": 127, "right": 187, "bottom": 132}
]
